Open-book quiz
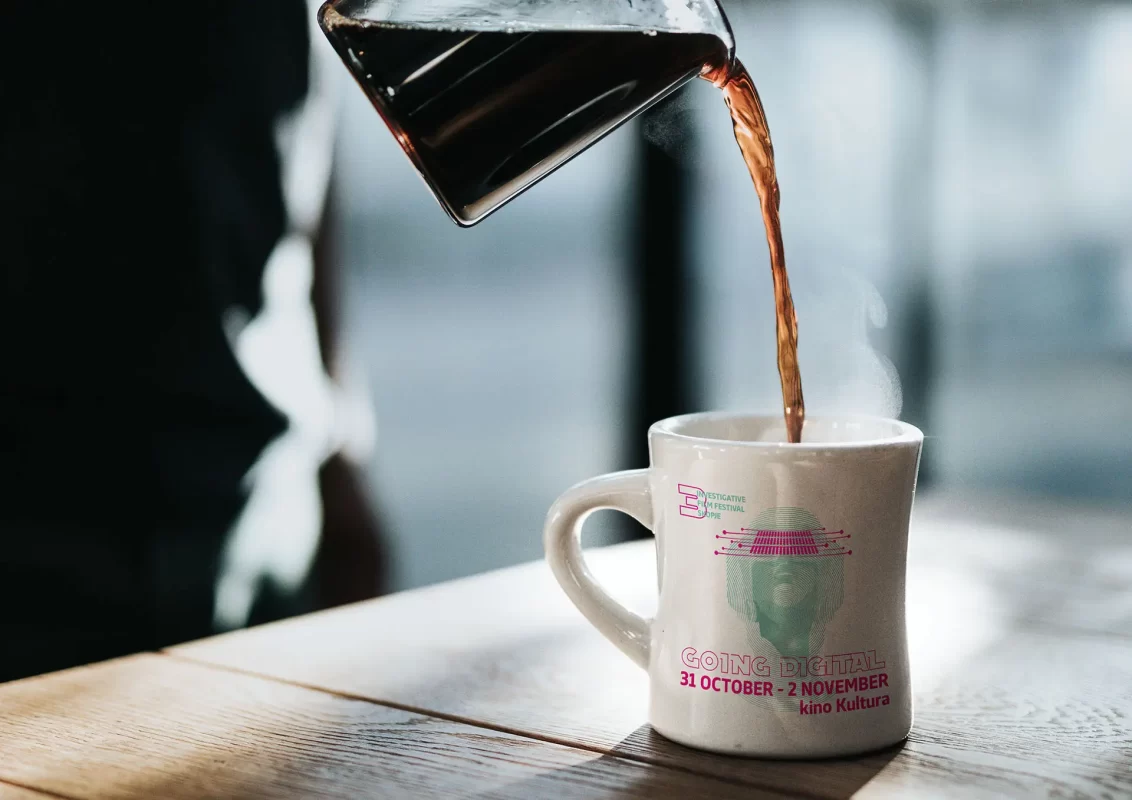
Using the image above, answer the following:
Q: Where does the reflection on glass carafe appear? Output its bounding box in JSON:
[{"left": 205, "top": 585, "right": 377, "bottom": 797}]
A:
[{"left": 318, "top": 0, "right": 734, "bottom": 225}]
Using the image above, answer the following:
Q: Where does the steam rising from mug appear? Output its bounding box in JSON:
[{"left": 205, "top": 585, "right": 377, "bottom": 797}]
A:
[
  {"left": 810, "top": 273, "right": 903, "bottom": 420},
  {"left": 642, "top": 90, "right": 703, "bottom": 165}
]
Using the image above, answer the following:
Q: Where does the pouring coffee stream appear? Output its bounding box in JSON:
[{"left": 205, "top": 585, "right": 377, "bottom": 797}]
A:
[
  {"left": 319, "top": 0, "right": 804, "bottom": 442},
  {"left": 704, "top": 60, "right": 805, "bottom": 443}
]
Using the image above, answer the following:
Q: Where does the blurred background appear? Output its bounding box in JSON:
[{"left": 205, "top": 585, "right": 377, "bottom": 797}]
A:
[
  {"left": 327, "top": 0, "right": 1132, "bottom": 591},
  {"left": 4, "top": 0, "right": 1131, "bottom": 683}
]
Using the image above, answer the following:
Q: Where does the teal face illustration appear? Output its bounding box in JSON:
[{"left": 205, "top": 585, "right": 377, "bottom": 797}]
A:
[{"left": 725, "top": 508, "right": 845, "bottom": 659}]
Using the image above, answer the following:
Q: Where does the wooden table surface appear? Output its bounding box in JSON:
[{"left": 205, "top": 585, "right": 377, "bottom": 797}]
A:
[{"left": 2, "top": 492, "right": 1131, "bottom": 799}]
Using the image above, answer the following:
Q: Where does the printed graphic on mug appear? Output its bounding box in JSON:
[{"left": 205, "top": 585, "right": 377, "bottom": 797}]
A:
[
  {"left": 677, "top": 484, "right": 747, "bottom": 519},
  {"left": 719, "top": 508, "right": 850, "bottom": 662},
  {"left": 675, "top": 507, "right": 888, "bottom": 716}
]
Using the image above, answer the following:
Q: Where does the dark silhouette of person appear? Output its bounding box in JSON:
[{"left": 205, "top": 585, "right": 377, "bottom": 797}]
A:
[{"left": 0, "top": 1, "right": 385, "bottom": 682}]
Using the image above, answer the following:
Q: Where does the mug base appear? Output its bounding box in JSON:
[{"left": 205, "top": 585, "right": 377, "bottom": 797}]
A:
[{"left": 649, "top": 720, "right": 910, "bottom": 760}]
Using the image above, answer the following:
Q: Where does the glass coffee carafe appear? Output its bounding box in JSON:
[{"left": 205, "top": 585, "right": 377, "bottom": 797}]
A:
[{"left": 318, "top": 0, "right": 735, "bottom": 225}]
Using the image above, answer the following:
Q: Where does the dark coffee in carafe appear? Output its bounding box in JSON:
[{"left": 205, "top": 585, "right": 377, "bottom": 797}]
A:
[
  {"left": 319, "top": 1, "right": 804, "bottom": 442},
  {"left": 320, "top": 6, "right": 729, "bottom": 225}
]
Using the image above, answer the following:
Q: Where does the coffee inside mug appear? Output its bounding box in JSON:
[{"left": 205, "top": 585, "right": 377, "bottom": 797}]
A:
[{"left": 652, "top": 412, "right": 919, "bottom": 446}]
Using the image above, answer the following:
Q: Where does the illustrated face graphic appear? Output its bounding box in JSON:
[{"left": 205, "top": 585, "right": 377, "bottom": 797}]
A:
[
  {"left": 723, "top": 508, "right": 847, "bottom": 659},
  {"left": 743, "top": 555, "right": 826, "bottom": 656},
  {"left": 763, "top": 557, "right": 819, "bottom": 612}
]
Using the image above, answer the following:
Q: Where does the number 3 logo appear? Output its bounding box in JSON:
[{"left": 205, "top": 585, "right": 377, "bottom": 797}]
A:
[{"left": 678, "top": 484, "right": 707, "bottom": 518}]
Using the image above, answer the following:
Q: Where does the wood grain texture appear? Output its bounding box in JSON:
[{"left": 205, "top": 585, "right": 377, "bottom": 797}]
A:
[
  {"left": 173, "top": 495, "right": 1132, "bottom": 798},
  {"left": 0, "top": 784, "right": 57, "bottom": 800},
  {"left": 910, "top": 493, "right": 1132, "bottom": 639},
  {"left": 0, "top": 655, "right": 787, "bottom": 800}
]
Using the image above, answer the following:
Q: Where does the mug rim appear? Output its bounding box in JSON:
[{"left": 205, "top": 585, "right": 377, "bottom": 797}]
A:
[{"left": 649, "top": 411, "right": 923, "bottom": 450}]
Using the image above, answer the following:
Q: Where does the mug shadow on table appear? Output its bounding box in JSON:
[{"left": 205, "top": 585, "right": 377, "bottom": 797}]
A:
[{"left": 475, "top": 724, "right": 905, "bottom": 800}]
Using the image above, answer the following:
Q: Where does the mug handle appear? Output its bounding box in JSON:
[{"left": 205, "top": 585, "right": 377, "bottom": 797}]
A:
[{"left": 543, "top": 469, "right": 654, "bottom": 669}]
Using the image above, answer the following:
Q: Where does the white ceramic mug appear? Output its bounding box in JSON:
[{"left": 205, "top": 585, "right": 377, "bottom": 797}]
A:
[{"left": 544, "top": 412, "right": 923, "bottom": 758}]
